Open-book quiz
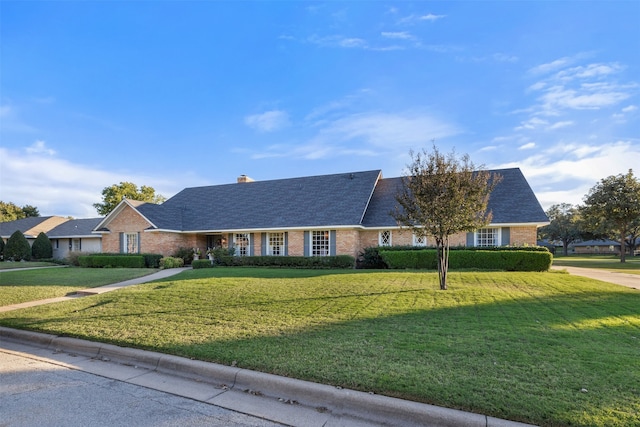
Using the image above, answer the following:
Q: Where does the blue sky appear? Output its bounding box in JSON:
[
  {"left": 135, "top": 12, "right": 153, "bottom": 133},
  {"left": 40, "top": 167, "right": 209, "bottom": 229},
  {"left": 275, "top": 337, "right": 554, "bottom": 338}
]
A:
[{"left": 1, "top": 1, "right": 639, "bottom": 218}]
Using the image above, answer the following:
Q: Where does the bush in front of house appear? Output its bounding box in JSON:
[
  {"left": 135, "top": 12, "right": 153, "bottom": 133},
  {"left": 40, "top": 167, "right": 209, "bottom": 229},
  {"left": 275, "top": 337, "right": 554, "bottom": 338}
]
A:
[
  {"left": 380, "top": 248, "right": 552, "bottom": 272},
  {"left": 172, "top": 247, "right": 195, "bottom": 265},
  {"left": 141, "top": 253, "right": 163, "bottom": 268},
  {"left": 31, "top": 232, "right": 53, "bottom": 260},
  {"left": 0, "top": 238, "right": 5, "bottom": 261},
  {"left": 78, "top": 255, "right": 145, "bottom": 268},
  {"left": 215, "top": 255, "right": 355, "bottom": 269},
  {"left": 159, "top": 256, "right": 184, "bottom": 269},
  {"left": 4, "top": 230, "right": 32, "bottom": 261},
  {"left": 192, "top": 259, "right": 214, "bottom": 269}
]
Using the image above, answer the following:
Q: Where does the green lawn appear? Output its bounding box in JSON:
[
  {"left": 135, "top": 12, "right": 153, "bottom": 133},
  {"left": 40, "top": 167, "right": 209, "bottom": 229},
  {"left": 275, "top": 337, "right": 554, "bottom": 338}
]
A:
[
  {"left": 552, "top": 254, "right": 640, "bottom": 274},
  {"left": 0, "top": 261, "right": 60, "bottom": 270},
  {"left": 0, "top": 268, "right": 159, "bottom": 306},
  {"left": 0, "top": 267, "right": 638, "bottom": 427}
]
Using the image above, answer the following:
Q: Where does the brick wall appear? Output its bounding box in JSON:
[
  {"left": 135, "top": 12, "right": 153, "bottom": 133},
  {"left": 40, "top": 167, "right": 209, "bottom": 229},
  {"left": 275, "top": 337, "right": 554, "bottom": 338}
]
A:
[{"left": 507, "top": 226, "right": 538, "bottom": 246}]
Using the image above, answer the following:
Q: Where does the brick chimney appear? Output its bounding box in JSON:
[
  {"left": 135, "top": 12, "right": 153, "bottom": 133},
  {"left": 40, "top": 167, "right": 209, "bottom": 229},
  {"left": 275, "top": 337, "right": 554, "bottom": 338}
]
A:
[{"left": 237, "top": 174, "right": 255, "bottom": 183}]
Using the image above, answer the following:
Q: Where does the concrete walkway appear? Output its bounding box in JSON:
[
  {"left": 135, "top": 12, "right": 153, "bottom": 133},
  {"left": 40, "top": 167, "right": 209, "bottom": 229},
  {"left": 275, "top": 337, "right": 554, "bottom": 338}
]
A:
[
  {"left": 550, "top": 265, "right": 640, "bottom": 290},
  {"left": 0, "top": 267, "right": 190, "bottom": 313}
]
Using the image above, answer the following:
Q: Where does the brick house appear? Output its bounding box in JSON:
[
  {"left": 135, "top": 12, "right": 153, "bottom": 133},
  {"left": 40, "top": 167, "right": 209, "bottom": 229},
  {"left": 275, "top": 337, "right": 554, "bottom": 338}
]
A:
[{"left": 93, "top": 168, "right": 549, "bottom": 258}]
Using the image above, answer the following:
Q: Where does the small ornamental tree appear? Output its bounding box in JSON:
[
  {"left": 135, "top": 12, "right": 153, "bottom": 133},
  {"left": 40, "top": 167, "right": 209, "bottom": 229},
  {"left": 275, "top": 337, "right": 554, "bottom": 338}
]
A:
[
  {"left": 393, "top": 145, "right": 502, "bottom": 290},
  {"left": 581, "top": 169, "right": 640, "bottom": 263},
  {"left": 5, "top": 230, "right": 31, "bottom": 261},
  {"left": 32, "top": 232, "right": 53, "bottom": 259}
]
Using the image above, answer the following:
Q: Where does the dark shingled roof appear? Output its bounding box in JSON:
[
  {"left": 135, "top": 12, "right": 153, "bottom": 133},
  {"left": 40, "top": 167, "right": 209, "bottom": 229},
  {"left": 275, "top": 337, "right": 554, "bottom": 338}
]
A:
[
  {"left": 48, "top": 218, "right": 103, "bottom": 238},
  {"left": 362, "top": 168, "right": 548, "bottom": 227},
  {"left": 0, "top": 216, "right": 59, "bottom": 238},
  {"left": 140, "top": 170, "right": 382, "bottom": 231}
]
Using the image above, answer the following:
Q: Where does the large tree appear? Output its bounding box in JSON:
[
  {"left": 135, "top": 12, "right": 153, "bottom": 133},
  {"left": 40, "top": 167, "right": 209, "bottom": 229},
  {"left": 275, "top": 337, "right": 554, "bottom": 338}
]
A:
[
  {"left": 0, "top": 201, "right": 40, "bottom": 222},
  {"left": 581, "top": 169, "right": 640, "bottom": 263},
  {"left": 393, "top": 145, "right": 502, "bottom": 290},
  {"left": 93, "top": 182, "right": 166, "bottom": 216},
  {"left": 539, "top": 203, "right": 582, "bottom": 255}
]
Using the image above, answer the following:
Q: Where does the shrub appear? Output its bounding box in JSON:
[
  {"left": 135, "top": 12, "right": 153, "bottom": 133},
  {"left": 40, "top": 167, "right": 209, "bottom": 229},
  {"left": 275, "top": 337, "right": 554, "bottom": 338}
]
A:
[
  {"left": 192, "top": 259, "right": 214, "bottom": 269},
  {"left": 357, "top": 246, "right": 388, "bottom": 269},
  {"left": 215, "top": 255, "right": 355, "bottom": 269},
  {"left": 65, "top": 251, "right": 84, "bottom": 266},
  {"left": 31, "top": 232, "right": 53, "bottom": 260},
  {"left": 380, "top": 249, "right": 552, "bottom": 272},
  {"left": 142, "top": 253, "right": 163, "bottom": 268},
  {"left": 0, "top": 238, "right": 4, "bottom": 261},
  {"left": 78, "top": 255, "right": 145, "bottom": 268},
  {"left": 159, "top": 256, "right": 184, "bottom": 269},
  {"left": 4, "top": 230, "right": 31, "bottom": 261},
  {"left": 172, "top": 247, "right": 194, "bottom": 265}
]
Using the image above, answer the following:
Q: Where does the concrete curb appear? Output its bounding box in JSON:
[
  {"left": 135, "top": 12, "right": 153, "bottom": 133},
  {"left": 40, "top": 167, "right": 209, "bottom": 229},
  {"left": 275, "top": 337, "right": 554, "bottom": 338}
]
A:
[{"left": 0, "top": 327, "right": 536, "bottom": 427}]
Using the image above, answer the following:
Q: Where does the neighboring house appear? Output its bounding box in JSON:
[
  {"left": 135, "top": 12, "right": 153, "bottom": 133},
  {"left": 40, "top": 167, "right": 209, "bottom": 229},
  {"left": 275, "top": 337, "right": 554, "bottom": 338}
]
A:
[
  {"left": 572, "top": 239, "right": 621, "bottom": 255},
  {"left": 47, "top": 218, "right": 103, "bottom": 259},
  {"left": 0, "top": 216, "right": 69, "bottom": 245},
  {"left": 0, "top": 216, "right": 103, "bottom": 260},
  {"left": 94, "top": 168, "right": 549, "bottom": 258}
]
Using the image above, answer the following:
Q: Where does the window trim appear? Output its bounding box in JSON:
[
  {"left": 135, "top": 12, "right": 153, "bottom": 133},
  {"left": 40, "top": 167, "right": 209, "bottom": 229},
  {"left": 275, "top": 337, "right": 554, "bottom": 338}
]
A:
[
  {"left": 475, "top": 228, "right": 501, "bottom": 247},
  {"left": 266, "top": 232, "right": 284, "bottom": 256},
  {"left": 311, "top": 230, "right": 330, "bottom": 257},
  {"left": 233, "top": 233, "right": 250, "bottom": 257},
  {"left": 412, "top": 233, "right": 427, "bottom": 247},
  {"left": 379, "top": 230, "right": 392, "bottom": 247}
]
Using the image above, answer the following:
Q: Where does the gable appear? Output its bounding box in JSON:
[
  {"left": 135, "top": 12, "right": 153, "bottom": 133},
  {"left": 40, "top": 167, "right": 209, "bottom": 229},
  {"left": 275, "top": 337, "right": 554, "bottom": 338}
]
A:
[{"left": 93, "top": 200, "right": 156, "bottom": 233}]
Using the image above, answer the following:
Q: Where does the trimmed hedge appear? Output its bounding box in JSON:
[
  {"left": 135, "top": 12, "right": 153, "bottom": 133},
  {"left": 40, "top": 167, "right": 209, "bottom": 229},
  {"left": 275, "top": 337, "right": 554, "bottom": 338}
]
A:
[
  {"left": 380, "top": 249, "right": 552, "bottom": 272},
  {"left": 78, "top": 255, "right": 145, "bottom": 268},
  {"left": 192, "top": 259, "right": 214, "bottom": 269},
  {"left": 216, "top": 255, "right": 355, "bottom": 269}
]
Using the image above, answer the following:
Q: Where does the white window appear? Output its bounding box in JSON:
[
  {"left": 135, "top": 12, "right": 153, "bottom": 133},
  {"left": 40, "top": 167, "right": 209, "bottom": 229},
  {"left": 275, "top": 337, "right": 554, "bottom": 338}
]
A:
[
  {"left": 234, "top": 233, "right": 250, "bottom": 256},
  {"left": 312, "top": 230, "right": 330, "bottom": 256},
  {"left": 124, "top": 233, "right": 138, "bottom": 253},
  {"left": 413, "top": 233, "right": 427, "bottom": 247},
  {"left": 72, "top": 239, "right": 81, "bottom": 252},
  {"left": 267, "top": 232, "right": 284, "bottom": 256},
  {"left": 379, "top": 230, "right": 392, "bottom": 246},
  {"left": 476, "top": 228, "right": 500, "bottom": 247}
]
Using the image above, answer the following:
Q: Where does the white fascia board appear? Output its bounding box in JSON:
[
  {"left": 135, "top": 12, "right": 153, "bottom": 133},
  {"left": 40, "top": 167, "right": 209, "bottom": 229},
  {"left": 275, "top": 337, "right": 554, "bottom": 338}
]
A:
[
  {"left": 178, "top": 225, "right": 366, "bottom": 234},
  {"left": 93, "top": 199, "right": 158, "bottom": 231},
  {"left": 359, "top": 170, "right": 383, "bottom": 225},
  {"left": 49, "top": 235, "right": 100, "bottom": 239},
  {"left": 489, "top": 222, "right": 550, "bottom": 227}
]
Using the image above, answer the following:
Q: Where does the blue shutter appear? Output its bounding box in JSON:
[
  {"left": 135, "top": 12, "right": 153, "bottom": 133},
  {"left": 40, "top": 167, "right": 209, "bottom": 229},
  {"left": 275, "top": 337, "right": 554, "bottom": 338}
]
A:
[
  {"left": 466, "top": 232, "right": 475, "bottom": 247},
  {"left": 137, "top": 232, "right": 141, "bottom": 253},
  {"left": 228, "top": 233, "right": 234, "bottom": 255},
  {"left": 249, "top": 233, "right": 255, "bottom": 256},
  {"left": 330, "top": 230, "right": 337, "bottom": 256},
  {"left": 501, "top": 227, "right": 510, "bottom": 246},
  {"left": 119, "top": 233, "right": 124, "bottom": 253},
  {"left": 261, "top": 233, "right": 266, "bottom": 255},
  {"left": 304, "top": 231, "right": 310, "bottom": 256},
  {"left": 284, "top": 232, "right": 288, "bottom": 256},
  {"left": 79, "top": 239, "right": 82, "bottom": 251}
]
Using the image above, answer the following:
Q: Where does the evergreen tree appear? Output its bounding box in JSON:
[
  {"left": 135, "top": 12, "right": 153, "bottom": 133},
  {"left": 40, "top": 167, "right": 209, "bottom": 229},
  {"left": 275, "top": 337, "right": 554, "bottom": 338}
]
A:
[
  {"left": 5, "top": 230, "right": 32, "bottom": 261},
  {"left": 32, "top": 232, "right": 53, "bottom": 259}
]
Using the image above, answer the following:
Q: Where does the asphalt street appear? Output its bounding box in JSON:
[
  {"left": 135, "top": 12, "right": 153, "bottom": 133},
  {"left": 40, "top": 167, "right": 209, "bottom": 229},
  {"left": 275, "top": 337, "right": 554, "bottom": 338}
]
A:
[{"left": 0, "top": 347, "right": 283, "bottom": 427}]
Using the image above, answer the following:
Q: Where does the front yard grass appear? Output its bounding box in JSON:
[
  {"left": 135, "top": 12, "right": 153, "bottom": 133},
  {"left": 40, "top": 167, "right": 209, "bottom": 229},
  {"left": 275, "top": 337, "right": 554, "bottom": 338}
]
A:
[
  {"left": 0, "top": 268, "right": 638, "bottom": 427},
  {"left": 0, "top": 268, "right": 159, "bottom": 306}
]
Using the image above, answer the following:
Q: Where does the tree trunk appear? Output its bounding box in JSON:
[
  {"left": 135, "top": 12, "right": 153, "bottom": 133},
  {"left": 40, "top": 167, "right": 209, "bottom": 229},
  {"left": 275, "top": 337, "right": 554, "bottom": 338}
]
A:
[
  {"left": 563, "top": 241, "right": 569, "bottom": 256},
  {"left": 436, "top": 237, "right": 449, "bottom": 290},
  {"left": 620, "top": 227, "right": 627, "bottom": 263}
]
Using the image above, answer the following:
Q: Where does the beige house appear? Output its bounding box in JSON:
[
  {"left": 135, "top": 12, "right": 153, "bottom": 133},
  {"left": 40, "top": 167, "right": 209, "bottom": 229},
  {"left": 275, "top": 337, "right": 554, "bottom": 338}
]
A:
[{"left": 93, "top": 168, "right": 549, "bottom": 259}]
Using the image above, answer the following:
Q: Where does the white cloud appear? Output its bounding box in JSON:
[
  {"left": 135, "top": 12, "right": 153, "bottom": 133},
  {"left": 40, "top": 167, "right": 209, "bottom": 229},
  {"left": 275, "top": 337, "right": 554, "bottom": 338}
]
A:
[
  {"left": 308, "top": 34, "right": 368, "bottom": 49},
  {"left": 381, "top": 31, "right": 414, "bottom": 40},
  {"left": 0, "top": 147, "right": 182, "bottom": 218},
  {"left": 26, "top": 140, "right": 56, "bottom": 155},
  {"left": 244, "top": 110, "right": 290, "bottom": 133},
  {"left": 622, "top": 105, "right": 638, "bottom": 113},
  {"left": 497, "top": 140, "right": 640, "bottom": 209},
  {"left": 547, "top": 121, "right": 574, "bottom": 130},
  {"left": 519, "top": 142, "right": 536, "bottom": 150},
  {"left": 419, "top": 13, "right": 446, "bottom": 22}
]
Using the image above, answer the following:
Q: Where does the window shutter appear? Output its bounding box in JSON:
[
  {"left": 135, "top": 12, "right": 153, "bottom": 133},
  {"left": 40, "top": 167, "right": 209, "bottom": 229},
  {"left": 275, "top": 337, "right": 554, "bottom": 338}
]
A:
[
  {"left": 501, "top": 227, "right": 510, "bottom": 246},
  {"left": 249, "top": 233, "right": 255, "bottom": 256},
  {"left": 119, "top": 233, "right": 124, "bottom": 253},
  {"left": 261, "top": 233, "right": 266, "bottom": 255},
  {"left": 79, "top": 239, "right": 82, "bottom": 251},
  {"left": 137, "top": 232, "right": 141, "bottom": 253},
  {"left": 284, "top": 232, "right": 289, "bottom": 256},
  {"left": 304, "top": 231, "right": 310, "bottom": 256},
  {"left": 466, "top": 232, "right": 475, "bottom": 247},
  {"left": 330, "top": 230, "right": 337, "bottom": 256}
]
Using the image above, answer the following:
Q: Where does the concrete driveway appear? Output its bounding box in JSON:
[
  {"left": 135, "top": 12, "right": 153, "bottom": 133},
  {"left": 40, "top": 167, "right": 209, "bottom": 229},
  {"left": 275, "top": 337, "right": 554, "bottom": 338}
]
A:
[{"left": 550, "top": 265, "right": 640, "bottom": 290}]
